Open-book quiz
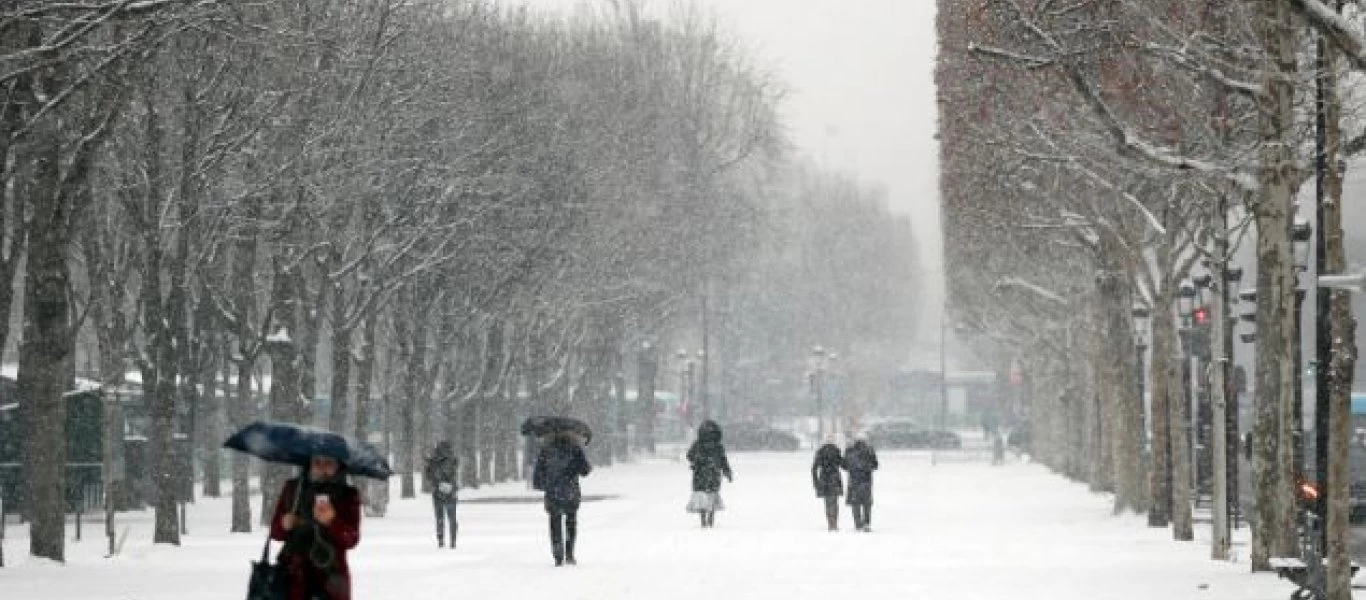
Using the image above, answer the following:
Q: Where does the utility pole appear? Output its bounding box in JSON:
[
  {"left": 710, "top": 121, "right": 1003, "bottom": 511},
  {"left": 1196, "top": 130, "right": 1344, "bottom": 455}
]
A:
[{"left": 1210, "top": 198, "right": 1231, "bottom": 560}]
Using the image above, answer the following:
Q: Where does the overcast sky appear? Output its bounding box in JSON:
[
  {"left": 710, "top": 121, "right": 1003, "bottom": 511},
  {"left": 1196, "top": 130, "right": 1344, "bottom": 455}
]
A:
[{"left": 511, "top": 0, "right": 944, "bottom": 360}]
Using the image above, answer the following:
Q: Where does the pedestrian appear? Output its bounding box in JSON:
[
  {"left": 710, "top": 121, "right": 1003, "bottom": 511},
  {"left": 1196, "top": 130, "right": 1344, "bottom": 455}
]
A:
[
  {"left": 685, "top": 420, "right": 733, "bottom": 528},
  {"left": 532, "top": 431, "right": 592, "bottom": 566},
  {"left": 811, "top": 436, "right": 844, "bottom": 531},
  {"left": 842, "top": 435, "right": 878, "bottom": 532},
  {"left": 423, "top": 440, "right": 459, "bottom": 548},
  {"left": 269, "top": 454, "right": 362, "bottom": 600}
]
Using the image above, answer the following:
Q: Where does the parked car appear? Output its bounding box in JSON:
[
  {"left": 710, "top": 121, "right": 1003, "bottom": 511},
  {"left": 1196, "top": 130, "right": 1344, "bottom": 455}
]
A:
[
  {"left": 867, "top": 420, "right": 961, "bottom": 450},
  {"left": 722, "top": 422, "right": 801, "bottom": 452}
]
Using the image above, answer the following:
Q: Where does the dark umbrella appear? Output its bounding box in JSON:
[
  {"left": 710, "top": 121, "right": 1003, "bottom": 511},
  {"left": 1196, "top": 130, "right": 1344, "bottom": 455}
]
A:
[
  {"left": 520, "top": 415, "right": 592, "bottom": 445},
  {"left": 224, "top": 420, "right": 393, "bottom": 479}
]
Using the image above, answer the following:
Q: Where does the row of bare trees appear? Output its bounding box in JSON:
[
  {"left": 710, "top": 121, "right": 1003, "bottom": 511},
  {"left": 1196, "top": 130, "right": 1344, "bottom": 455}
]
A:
[
  {"left": 5, "top": 0, "right": 923, "bottom": 563},
  {"left": 938, "top": 1, "right": 1359, "bottom": 597}
]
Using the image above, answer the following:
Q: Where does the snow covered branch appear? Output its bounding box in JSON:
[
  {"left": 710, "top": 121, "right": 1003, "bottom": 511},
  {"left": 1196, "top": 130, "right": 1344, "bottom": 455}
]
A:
[
  {"left": 1287, "top": 0, "right": 1366, "bottom": 72},
  {"left": 1137, "top": 42, "right": 1265, "bottom": 100},
  {"left": 992, "top": 276, "right": 1070, "bottom": 307}
]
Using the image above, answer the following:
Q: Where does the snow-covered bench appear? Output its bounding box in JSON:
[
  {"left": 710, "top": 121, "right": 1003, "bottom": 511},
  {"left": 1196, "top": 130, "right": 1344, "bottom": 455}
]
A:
[{"left": 1269, "top": 556, "right": 1359, "bottom": 600}]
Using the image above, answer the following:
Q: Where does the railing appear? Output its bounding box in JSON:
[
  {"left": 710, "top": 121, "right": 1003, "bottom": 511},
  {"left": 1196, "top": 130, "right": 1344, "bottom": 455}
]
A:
[{"left": 0, "top": 463, "right": 104, "bottom": 516}]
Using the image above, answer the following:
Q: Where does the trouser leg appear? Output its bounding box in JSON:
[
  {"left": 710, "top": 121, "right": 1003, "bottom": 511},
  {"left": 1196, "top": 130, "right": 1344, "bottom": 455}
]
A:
[
  {"left": 564, "top": 510, "right": 578, "bottom": 562},
  {"left": 824, "top": 496, "right": 839, "bottom": 530},
  {"left": 444, "top": 499, "right": 458, "bottom": 547},
  {"left": 548, "top": 511, "right": 564, "bottom": 563},
  {"left": 432, "top": 495, "right": 445, "bottom": 545}
]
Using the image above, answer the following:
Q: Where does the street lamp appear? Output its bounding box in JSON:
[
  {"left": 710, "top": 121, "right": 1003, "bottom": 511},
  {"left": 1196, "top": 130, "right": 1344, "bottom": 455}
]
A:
[
  {"left": 676, "top": 349, "right": 690, "bottom": 426},
  {"left": 1177, "top": 281, "right": 1197, "bottom": 326},
  {"left": 1223, "top": 265, "right": 1245, "bottom": 528},
  {"left": 695, "top": 349, "right": 708, "bottom": 421},
  {"left": 811, "top": 346, "right": 827, "bottom": 441},
  {"left": 1133, "top": 305, "right": 1151, "bottom": 452},
  {"left": 1292, "top": 218, "right": 1313, "bottom": 272},
  {"left": 1238, "top": 289, "right": 1257, "bottom": 344},
  {"left": 1292, "top": 217, "right": 1312, "bottom": 471}
]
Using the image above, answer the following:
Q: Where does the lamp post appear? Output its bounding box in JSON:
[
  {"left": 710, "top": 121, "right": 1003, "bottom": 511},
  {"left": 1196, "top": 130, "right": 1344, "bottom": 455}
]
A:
[
  {"left": 811, "top": 346, "right": 826, "bottom": 442},
  {"left": 1132, "top": 305, "right": 1151, "bottom": 443},
  {"left": 676, "top": 349, "right": 690, "bottom": 427},
  {"left": 1193, "top": 274, "right": 1214, "bottom": 499},
  {"left": 1292, "top": 217, "right": 1312, "bottom": 472},
  {"left": 1176, "top": 281, "right": 1197, "bottom": 504},
  {"left": 1224, "top": 266, "right": 1245, "bottom": 528},
  {"left": 695, "top": 349, "right": 708, "bottom": 421},
  {"left": 1236, "top": 287, "right": 1257, "bottom": 526}
]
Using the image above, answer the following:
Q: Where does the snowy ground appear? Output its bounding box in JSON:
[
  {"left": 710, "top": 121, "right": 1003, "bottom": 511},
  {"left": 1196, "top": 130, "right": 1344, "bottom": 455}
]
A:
[{"left": 0, "top": 449, "right": 1330, "bottom": 600}]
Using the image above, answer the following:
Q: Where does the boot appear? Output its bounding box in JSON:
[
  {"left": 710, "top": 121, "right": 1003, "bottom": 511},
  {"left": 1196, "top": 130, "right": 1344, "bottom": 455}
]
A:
[
  {"left": 437, "top": 534, "right": 444, "bottom": 548},
  {"left": 826, "top": 511, "right": 838, "bottom": 531},
  {"left": 449, "top": 524, "right": 458, "bottom": 549}
]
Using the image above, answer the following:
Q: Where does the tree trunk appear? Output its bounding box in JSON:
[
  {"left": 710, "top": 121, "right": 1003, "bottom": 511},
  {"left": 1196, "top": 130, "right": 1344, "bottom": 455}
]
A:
[
  {"left": 19, "top": 142, "right": 75, "bottom": 560},
  {"left": 1100, "top": 263, "right": 1145, "bottom": 514},
  {"left": 231, "top": 356, "right": 254, "bottom": 533},
  {"left": 1170, "top": 334, "right": 1195, "bottom": 541},
  {"left": 262, "top": 260, "right": 302, "bottom": 526},
  {"left": 1250, "top": 0, "right": 1301, "bottom": 571},
  {"left": 1320, "top": 36, "right": 1355, "bottom": 598},
  {"left": 1150, "top": 286, "right": 1176, "bottom": 528}
]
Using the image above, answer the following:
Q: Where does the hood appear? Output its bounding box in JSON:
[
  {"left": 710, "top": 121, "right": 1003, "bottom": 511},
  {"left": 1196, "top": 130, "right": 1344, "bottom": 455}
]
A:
[{"left": 698, "top": 420, "right": 723, "bottom": 443}]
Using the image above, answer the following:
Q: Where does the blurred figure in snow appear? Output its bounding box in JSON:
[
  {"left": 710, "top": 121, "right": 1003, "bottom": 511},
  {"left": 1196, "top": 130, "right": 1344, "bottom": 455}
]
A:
[
  {"left": 686, "top": 420, "right": 733, "bottom": 528},
  {"left": 812, "top": 435, "right": 844, "bottom": 531},
  {"left": 423, "top": 441, "right": 459, "bottom": 548},
  {"left": 842, "top": 434, "right": 879, "bottom": 532},
  {"left": 532, "top": 431, "right": 591, "bottom": 566}
]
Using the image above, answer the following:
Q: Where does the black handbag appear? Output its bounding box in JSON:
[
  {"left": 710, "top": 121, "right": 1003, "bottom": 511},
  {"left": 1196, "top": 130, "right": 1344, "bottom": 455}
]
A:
[{"left": 247, "top": 536, "right": 289, "bottom": 600}]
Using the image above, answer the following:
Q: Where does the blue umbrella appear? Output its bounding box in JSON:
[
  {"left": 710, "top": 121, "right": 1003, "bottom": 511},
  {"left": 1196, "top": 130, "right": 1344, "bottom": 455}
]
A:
[{"left": 224, "top": 421, "right": 393, "bottom": 479}]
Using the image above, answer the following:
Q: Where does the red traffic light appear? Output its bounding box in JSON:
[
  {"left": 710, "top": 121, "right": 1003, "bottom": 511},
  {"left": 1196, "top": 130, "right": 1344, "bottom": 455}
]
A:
[{"left": 1193, "top": 307, "right": 1209, "bottom": 325}]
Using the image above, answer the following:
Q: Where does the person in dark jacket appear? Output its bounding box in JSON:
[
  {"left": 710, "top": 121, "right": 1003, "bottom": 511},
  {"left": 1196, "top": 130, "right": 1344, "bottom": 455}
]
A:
[
  {"left": 842, "top": 436, "right": 879, "bottom": 532},
  {"left": 269, "top": 455, "right": 362, "bottom": 600},
  {"left": 812, "top": 437, "right": 844, "bottom": 531},
  {"left": 532, "top": 431, "right": 592, "bottom": 566},
  {"left": 686, "top": 420, "right": 733, "bottom": 528},
  {"left": 423, "top": 440, "right": 459, "bottom": 548}
]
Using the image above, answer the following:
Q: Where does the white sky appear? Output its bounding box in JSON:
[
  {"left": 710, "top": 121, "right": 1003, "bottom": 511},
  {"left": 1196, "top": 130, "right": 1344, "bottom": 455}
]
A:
[{"left": 508, "top": 0, "right": 944, "bottom": 362}]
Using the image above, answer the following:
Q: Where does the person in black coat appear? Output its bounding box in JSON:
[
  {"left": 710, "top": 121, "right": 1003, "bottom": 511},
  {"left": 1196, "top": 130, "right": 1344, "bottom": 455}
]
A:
[
  {"left": 811, "top": 438, "right": 844, "bottom": 531},
  {"left": 423, "top": 440, "right": 459, "bottom": 548},
  {"left": 532, "top": 432, "right": 592, "bottom": 566},
  {"left": 842, "top": 436, "right": 879, "bottom": 532},
  {"left": 686, "top": 420, "right": 733, "bottom": 528}
]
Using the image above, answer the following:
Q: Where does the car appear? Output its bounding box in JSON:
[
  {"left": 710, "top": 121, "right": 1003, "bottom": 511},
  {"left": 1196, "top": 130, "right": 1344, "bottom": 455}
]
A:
[
  {"left": 866, "top": 420, "right": 961, "bottom": 450},
  {"left": 721, "top": 422, "right": 801, "bottom": 452}
]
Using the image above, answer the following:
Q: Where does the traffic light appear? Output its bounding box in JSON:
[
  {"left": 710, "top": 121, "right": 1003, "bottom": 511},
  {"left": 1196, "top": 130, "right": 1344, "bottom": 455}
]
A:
[{"left": 1193, "top": 307, "right": 1209, "bottom": 326}]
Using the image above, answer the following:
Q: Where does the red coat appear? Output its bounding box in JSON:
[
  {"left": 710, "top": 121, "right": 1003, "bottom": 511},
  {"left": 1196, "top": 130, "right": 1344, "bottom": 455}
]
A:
[{"left": 270, "top": 478, "right": 361, "bottom": 600}]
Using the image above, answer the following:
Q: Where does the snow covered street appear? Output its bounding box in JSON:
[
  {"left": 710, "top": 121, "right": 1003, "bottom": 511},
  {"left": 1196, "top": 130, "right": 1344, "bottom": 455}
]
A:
[{"left": 0, "top": 450, "right": 1318, "bottom": 599}]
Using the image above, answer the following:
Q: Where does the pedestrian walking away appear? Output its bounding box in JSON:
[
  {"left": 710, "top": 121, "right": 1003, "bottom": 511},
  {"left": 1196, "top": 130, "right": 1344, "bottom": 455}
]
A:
[
  {"left": 685, "top": 420, "right": 733, "bottom": 528},
  {"left": 269, "top": 455, "right": 362, "bottom": 600},
  {"left": 842, "top": 435, "right": 878, "bottom": 532},
  {"left": 423, "top": 440, "right": 460, "bottom": 548},
  {"left": 812, "top": 437, "right": 844, "bottom": 531},
  {"left": 532, "top": 430, "right": 592, "bottom": 566}
]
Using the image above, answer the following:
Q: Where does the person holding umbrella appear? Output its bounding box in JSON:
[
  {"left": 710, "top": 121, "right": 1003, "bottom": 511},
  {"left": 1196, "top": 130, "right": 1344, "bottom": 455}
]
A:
[
  {"left": 529, "top": 419, "right": 592, "bottom": 567},
  {"left": 225, "top": 421, "right": 391, "bottom": 600},
  {"left": 270, "top": 454, "right": 361, "bottom": 600},
  {"left": 811, "top": 435, "right": 844, "bottom": 531},
  {"left": 685, "top": 420, "right": 732, "bottom": 528}
]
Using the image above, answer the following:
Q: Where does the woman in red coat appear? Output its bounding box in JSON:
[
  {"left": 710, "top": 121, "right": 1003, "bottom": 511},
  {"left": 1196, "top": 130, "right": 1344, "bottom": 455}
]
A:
[{"left": 270, "top": 455, "right": 362, "bottom": 600}]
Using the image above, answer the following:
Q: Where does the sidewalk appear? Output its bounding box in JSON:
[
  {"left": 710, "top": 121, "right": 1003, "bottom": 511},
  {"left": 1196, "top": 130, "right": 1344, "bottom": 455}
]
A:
[{"left": 0, "top": 450, "right": 1332, "bottom": 600}]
